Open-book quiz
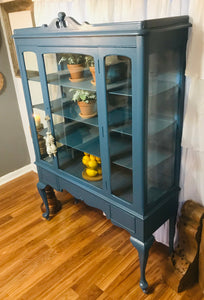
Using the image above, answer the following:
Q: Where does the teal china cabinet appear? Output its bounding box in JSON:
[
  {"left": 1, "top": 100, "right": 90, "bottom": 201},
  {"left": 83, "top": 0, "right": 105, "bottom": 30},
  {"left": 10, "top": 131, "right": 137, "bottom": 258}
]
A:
[{"left": 13, "top": 13, "right": 191, "bottom": 293}]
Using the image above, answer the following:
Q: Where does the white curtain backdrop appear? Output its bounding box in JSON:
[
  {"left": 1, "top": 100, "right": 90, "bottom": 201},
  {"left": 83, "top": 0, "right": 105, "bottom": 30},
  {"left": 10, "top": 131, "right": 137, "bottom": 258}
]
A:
[{"left": 33, "top": 0, "right": 204, "bottom": 246}]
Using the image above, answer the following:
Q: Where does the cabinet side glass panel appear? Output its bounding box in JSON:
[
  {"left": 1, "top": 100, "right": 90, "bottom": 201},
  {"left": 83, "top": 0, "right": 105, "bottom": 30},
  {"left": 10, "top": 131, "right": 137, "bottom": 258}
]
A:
[
  {"left": 147, "top": 50, "right": 180, "bottom": 203},
  {"left": 43, "top": 53, "right": 102, "bottom": 189},
  {"left": 105, "top": 55, "right": 132, "bottom": 203},
  {"left": 23, "top": 52, "right": 52, "bottom": 163}
]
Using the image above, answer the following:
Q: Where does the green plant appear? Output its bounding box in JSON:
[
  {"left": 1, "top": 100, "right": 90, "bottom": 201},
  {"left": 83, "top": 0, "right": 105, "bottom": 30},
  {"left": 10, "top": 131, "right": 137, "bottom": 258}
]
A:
[
  {"left": 58, "top": 54, "right": 85, "bottom": 65},
  {"left": 70, "top": 89, "right": 96, "bottom": 103},
  {"left": 85, "top": 55, "right": 95, "bottom": 67}
]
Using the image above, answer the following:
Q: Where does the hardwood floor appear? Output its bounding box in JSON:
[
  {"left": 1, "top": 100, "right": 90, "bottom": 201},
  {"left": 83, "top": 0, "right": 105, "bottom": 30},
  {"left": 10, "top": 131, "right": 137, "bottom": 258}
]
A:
[{"left": 0, "top": 171, "right": 203, "bottom": 300}]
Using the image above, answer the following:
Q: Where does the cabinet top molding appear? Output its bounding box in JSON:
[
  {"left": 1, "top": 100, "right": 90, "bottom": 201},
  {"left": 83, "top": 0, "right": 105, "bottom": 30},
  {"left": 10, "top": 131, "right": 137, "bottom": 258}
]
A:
[{"left": 13, "top": 12, "right": 191, "bottom": 39}]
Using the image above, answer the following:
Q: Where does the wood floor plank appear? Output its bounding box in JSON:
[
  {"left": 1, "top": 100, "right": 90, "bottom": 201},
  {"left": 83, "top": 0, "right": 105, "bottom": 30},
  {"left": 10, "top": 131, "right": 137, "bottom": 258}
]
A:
[{"left": 0, "top": 171, "right": 203, "bottom": 300}]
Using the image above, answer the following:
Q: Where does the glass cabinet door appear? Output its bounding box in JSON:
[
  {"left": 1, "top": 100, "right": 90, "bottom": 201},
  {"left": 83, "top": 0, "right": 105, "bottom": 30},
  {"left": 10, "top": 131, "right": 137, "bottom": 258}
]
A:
[
  {"left": 43, "top": 52, "right": 102, "bottom": 189},
  {"left": 104, "top": 55, "right": 132, "bottom": 203},
  {"left": 147, "top": 49, "right": 181, "bottom": 203},
  {"left": 23, "top": 52, "right": 53, "bottom": 164}
]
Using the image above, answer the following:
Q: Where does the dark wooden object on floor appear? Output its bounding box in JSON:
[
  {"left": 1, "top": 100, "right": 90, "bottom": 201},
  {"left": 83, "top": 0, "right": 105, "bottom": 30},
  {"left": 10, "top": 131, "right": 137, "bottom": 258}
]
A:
[
  {"left": 40, "top": 185, "right": 61, "bottom": 218},
  {"left": 163, "top": 200, "right": 204, "bottom": 292},
  {"left": 199, "top": 219, "right": 204, "bottom": 294}
]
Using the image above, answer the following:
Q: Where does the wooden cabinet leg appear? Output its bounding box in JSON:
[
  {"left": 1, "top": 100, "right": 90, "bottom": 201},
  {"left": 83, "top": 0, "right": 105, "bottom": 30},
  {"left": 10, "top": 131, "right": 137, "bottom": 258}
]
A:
[
  {"left": 130, "top": 235, "right": 155, "bottom": 293},
  {"left": 37, "top": 182, "right": 61, "bottom": 220}
]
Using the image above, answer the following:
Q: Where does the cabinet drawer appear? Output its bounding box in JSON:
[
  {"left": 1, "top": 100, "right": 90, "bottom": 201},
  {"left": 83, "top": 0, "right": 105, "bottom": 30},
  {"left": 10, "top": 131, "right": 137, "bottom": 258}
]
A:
[
  {"left": 38, "top": 167, "right": 59, "bottom": 190},
  {"left": 111, "top": 205, "right": 136, "bottom": 234}
]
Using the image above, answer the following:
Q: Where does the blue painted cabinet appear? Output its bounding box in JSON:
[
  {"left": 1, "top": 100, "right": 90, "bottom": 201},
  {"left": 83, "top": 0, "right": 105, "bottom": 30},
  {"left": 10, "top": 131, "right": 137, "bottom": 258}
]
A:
[{"left": 13, "top": 13, "right": 191, "bottom": 293}]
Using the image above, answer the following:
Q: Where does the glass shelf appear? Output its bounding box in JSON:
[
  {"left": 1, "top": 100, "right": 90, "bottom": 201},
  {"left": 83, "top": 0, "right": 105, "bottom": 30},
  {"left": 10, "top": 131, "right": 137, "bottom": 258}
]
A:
[
  {"left": 37, "top": 122, "right": 100, "bottom": 157},
  {"left": 148, "top": 118, "right": 176, "bottom": 136},
  {"left": 108, "top": 86, "right": 131, "bottom": 97},
  {"left": 54, "top": 123, "right": 100, "bottom": 157},
  {"left": 112, "top": 148, "right": 173, "bottom": 170},
  {"left": 109, "top": 80, "right": 178, "bottom": 97},
  {"left": 33, "top": 98, "right": 99, "bottom": 127},
  {"left": 49, "top": 73, "right": 96, "bottom": 91},
  {"left": 27, "top": 69, "right": 96, "bottom": 91},
  {"left": 111, "top": 123, "right": 132, "bottom": 136},
  {"left": 111, "top": 117, "right": 175, "bottom": 137},
  {"left": 40, "top": 125, "right": 133, "bottom": 159},
  {"left": 27, "top": 68, "right": 129, "bottom": 92},
  {"left": 34, "top": 100, "right": 133, "bottom": 130}
]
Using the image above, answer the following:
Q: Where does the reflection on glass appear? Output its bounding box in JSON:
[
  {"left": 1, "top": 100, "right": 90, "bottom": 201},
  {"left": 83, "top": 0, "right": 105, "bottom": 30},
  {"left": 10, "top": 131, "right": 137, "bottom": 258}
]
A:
[
  {"left": 43, "top": 53, "right": 102, "bottom": 188},
  {"left": 147, "top": 50, "right": 180, "bottom": 203},
  {"left": 105, "top": 55, "right": 132, "bottom": 203},
  {"left": 23, "top": 52, "right": 51, "bottom": 163}
]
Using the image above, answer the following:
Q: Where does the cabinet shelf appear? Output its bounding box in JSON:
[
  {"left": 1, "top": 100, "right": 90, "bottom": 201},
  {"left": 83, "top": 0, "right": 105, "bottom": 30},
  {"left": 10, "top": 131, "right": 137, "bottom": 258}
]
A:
[
  {"left": 54, "top": 124, "right": 131, "bottom": 158},
  {"left": 50, "top": 74, "right": 96, "bottom": 91},
  {"left": 55, "top": 123, "right": 100, "bottom": 157},
  {"left": 33, "top": 98, "right": 99, "bottom": 127},
  {"left": 112, "top": 148, "right": 172, "bottom": 170},
  {"left": 28, "top": 69, "right": 96, "bottom": 91},
  {"left": 39, "top": 122, "right": 99, "bottom": 156},
  {"left": 33, "top": 99, "right": 175, "bottom": 138},
  {"left": 111, "top": 123, "right": 132, "bottom": 136},
  {"left": 111, "top": 117, "right": 175, "bottom": 137},
  {"left": 109, "top": 80, "right": 178, "bottom": 97},
  {"left": 34, "top": 99, "right": 133, "bottom": 130},
  {"left": 148, "top": 118, "right": 176, "bottom": 136},
  {"left": 27, "top": 69, "right": 129, "bottom": 92},
  {"left": 40, "top": 123, "right": 132, "bottom": 159}
]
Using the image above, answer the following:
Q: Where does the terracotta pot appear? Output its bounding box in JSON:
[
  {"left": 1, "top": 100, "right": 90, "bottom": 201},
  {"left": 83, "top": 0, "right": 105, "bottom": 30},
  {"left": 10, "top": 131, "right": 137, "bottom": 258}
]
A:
[
  {"left": 89, "top": 66, "right": 96, "bottom": 85},
  {"left": 67, "top": 64, "right": 84, "bottom": 80},
  {"left": 78, "top": 101, "right": 97, "bottom": 119}
]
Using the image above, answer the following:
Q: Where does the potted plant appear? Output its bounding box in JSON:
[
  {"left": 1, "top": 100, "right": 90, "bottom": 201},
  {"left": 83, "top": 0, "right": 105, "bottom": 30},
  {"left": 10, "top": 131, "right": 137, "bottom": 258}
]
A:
[
  {"left": 70, "top": 89, "right": 97, "bottom": 119},
  {"left": 85, "top": 55, "right": 95, "bottom": 85},
  {"left": 59, "top": 54, "right": 85, "bottom": 82}
]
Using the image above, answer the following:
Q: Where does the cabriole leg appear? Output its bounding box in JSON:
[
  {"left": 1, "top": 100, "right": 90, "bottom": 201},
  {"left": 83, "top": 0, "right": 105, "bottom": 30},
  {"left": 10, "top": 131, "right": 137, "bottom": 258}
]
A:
[
  {"left": 130, "top": 235, "right": 155, "bottom": 293},
  {"left": 37, "top": 182, "right": 49, "bottom": 220}
]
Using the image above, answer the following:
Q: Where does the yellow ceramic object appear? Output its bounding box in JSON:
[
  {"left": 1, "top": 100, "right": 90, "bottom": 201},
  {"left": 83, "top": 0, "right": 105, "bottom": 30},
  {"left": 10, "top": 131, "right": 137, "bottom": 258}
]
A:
[{"left": 86, "top": 168, "right": 97, "bottom": 177}]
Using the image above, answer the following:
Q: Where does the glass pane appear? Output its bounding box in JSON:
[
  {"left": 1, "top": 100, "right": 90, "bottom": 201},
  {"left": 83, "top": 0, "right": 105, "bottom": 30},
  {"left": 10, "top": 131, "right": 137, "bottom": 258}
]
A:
[
  {"left": 105, "top": 55, "right": 132, "bottom": 203},
  {"left": 23, "top": 52, "right": 52, "bottom": 164},
  {"left": 43, "top": 53, "right": 102, "bottom": 189},
  {"left": 147, "top": 50, "right": 180, "bottom": 203}
]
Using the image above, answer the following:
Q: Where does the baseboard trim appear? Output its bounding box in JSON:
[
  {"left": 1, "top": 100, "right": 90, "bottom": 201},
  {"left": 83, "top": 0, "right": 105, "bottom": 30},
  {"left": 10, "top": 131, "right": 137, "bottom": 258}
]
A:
[{"left": 0, "top": 164, "right": 37, "bottom": 186}]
